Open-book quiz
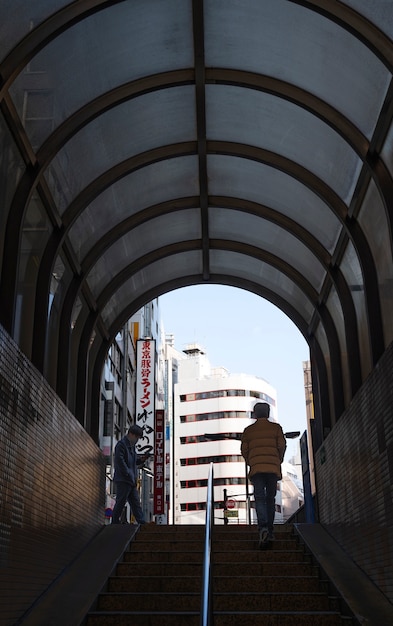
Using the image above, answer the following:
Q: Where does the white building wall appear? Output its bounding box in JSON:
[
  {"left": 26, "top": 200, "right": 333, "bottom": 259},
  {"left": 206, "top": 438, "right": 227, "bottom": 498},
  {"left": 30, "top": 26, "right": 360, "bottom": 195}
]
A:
[{"left": 173, "top": 350, "right": 281, "bottom": 525}]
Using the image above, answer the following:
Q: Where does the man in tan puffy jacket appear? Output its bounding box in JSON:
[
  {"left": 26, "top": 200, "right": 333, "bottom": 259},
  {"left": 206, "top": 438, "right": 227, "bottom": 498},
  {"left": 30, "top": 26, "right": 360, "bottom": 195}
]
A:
[{"left": 241, "top": 402, "right": 286, "bottom": 548}]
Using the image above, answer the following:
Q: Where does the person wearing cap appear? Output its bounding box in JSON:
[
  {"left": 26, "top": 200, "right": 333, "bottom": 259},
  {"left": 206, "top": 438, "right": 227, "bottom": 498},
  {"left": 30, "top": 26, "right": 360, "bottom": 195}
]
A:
[
  {"left": 241, "top": 402, "right": 286, "bottom": 548},
  {"left": 111, "top": 424, "right": 149, "bottom": 525}
]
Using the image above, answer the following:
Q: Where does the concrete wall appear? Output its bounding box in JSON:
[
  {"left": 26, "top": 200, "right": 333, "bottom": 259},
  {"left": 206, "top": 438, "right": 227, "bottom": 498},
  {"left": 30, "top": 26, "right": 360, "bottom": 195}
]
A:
[
  {"left": 0, "top": 325, "right": 106, "bottom": 626},
  {"left": 315, "top": 339, "right": 393, "bottom": 603}
]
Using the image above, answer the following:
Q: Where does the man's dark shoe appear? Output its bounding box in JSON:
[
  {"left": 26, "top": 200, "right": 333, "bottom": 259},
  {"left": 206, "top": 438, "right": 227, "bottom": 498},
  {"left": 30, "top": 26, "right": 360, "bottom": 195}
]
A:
[{"left": 258, "top": 528, "right": 268, "bottom": 549}]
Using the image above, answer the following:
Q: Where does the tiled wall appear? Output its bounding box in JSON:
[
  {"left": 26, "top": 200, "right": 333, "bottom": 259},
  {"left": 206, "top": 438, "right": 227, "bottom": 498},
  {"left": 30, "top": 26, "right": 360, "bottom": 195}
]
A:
[
  {"left": 0, "top": 325, "right": 106, "bottom": 626},
  {"left": 315, "top": 339, "right": 393, "bottom": 603}
]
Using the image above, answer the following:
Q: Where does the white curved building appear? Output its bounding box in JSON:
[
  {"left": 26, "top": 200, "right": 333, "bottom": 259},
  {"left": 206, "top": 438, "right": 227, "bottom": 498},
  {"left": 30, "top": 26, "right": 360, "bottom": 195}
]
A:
[{"left": 173, "top": 344, "right": 281, "bottom": 525}]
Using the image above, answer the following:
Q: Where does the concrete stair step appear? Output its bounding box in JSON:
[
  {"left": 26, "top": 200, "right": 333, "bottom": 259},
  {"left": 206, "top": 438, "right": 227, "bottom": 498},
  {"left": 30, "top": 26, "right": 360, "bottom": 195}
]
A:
[
  {"left": 85, "top": 524, "right": 354, "bottom": 625},
  {"left": 130, "top": 540, "right": 204, "bottom": 552},
  {"left": 86, "top": 609, "right": 351, "bottom": 625},
  {"left": 137, "top": 528, "right": 294, "bottom": 541},
  {"left": 97, "top": 590, "right": 339, "bottom": 611},
  {"left": 124, "top": 548, "right": 307, "bottom": 563},
  {"left": 139, "top": 523, "right": 294, "bottom": 533},
  {"left": 117, "top": 560, "right": 318, "bottom": 578},
  {"left": 131, "top": 538, "right": 299, "bottom": 552},
  {"left": 124, "top": 550, "right": 204, "bottom": 563},
  {"left": 108, "top": 574, "right": 327, "bottom": 594}
]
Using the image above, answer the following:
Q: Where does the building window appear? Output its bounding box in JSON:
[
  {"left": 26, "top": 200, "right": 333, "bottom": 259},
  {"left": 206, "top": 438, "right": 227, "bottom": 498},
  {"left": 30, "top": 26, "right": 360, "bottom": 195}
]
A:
[
  {"left": 180, "top": 454, "right": 243, "bottom": 466},
  {"left": 180, "top": 432, "right": 242, "bottom": 444},
  {"left": 180, "top": 502, "right": 224, "bottom": 512},
  {"left": 180, "top": 389, "right": 276, "bottom": 404},
  {"left": 250, "top": 390, "right": 276, "bottom": 406},
  {"left": 180, "top": 410, "right": 248, "bottom": 423},
  {"left": 180, "top": 477, "right": 246, "bottom": 489}
]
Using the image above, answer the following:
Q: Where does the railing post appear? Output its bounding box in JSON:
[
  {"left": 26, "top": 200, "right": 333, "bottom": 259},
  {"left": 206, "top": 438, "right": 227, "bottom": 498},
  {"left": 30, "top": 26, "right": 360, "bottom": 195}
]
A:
[
  {"left": 245, "top": 459, "right": 252, "bottom": 525},
  {"left": 223, "top": 488, "right": 228, "bottom": 525},
  {"left": 201, "top": 463, "right": 214, "bottom": 626}
]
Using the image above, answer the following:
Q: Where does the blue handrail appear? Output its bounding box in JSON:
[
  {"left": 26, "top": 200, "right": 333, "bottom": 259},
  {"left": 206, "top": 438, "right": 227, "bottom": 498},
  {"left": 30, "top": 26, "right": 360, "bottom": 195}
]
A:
[{"left": 200, "top": 462, "right": 214, "bottom": 626}]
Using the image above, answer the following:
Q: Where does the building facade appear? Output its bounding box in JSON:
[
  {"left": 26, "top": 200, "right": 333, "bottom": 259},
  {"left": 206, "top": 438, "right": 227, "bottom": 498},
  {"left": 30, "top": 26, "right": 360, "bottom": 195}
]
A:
[
  {"left": 100, "top": 299, "right": 166, "bottom": 523},
  {"left": 173, "top": 344, "right": 283, "bottom": 525}
]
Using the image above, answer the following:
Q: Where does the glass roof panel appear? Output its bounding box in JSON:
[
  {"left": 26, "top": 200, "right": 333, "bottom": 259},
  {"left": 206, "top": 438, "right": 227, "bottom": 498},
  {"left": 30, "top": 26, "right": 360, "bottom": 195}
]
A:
[
  {"left": 358, "top": 179, "right": 393, "bottom": 347},
  {"left": 8, "top": 0, "right": 193, "bottom": 144},
  {"left": 207, "top": 154, "right": 341, "bottom": 253},
  {"left": 326, "top": 286, "right": 351, "bottom": 407},
  {"left": 100, "top": 250, "right": 203, "bottom": 328},
  {"left": 209, "top": 250, "right": 314, "bottom": 324},
  {"left": 86, "top": 209, "right": 201, "bottom": 298},
  {"left": 339, "top": 240, "right": 371, "bottom": 379},
  {"left": 344, "top": 0, "right": 393, "bottom": 40},
  {"left": 206, "top": 84, "right": 362, "bottom": 205},
  {"left": 44, "top": 86, "right": 196, "bottom": 211},
  {"left": 205, "top": 0, "right": 389, "bottom": 139},
  {"left": 209, "top": 207, "right": 326, "bottom": 292},
  {"left": 68, "top": 155, "right": 199, "bottom": 263},
  {"left": 0, "top": 1, "right": 68, "bottom": 61}
]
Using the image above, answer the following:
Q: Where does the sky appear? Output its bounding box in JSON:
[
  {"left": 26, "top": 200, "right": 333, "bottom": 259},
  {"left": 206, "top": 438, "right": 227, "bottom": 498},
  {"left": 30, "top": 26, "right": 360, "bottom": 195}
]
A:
[{"left": 159, "top": 285, "right": 310, "bottom": 460}]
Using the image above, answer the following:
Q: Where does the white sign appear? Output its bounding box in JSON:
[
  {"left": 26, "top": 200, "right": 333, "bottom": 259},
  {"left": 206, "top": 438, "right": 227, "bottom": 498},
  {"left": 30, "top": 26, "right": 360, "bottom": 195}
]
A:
[{"left": 135, "top": 339, "right": 155, "bottom": 457}]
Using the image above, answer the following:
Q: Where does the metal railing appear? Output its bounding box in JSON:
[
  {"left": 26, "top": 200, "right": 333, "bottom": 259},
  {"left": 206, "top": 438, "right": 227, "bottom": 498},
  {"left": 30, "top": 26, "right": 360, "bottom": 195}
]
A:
[{"left": 200, "top": 462, "right": 214, "bottom": 626}]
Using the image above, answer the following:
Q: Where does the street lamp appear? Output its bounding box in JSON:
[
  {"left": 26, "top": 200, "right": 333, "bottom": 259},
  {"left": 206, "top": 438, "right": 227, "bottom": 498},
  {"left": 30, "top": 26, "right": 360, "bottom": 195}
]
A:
[{"left": 284, "top": 431, "right": 301, "bottom": 439}]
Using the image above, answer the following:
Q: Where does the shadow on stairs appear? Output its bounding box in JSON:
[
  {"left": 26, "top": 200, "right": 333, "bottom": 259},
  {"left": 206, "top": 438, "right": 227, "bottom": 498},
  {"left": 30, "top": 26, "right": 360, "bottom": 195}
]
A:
[{"left": 84, "top": 523, "right": 357, "bottom": 625}]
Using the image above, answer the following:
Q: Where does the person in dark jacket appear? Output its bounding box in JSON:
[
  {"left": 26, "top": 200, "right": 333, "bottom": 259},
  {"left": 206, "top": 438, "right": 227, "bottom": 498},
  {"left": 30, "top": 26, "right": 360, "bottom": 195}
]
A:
[
  {"left": 111, "top": 424, "right": 149, "bottom": 525},
  {"left": 241, "top": 402, "right": 286, "bottom": 548}
]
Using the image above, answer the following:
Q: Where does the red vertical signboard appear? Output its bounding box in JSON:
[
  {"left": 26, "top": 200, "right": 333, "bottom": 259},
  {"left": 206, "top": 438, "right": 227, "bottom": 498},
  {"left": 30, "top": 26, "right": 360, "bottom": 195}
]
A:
[{"left": 154, "top": 409, "right": 165, "bottom": 515}]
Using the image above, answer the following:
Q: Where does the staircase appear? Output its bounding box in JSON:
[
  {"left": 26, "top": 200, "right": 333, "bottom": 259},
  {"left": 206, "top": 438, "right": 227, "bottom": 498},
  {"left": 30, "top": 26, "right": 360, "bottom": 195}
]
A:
[{"left": 85, "top": 524, "right": 355, "bottom": 625}]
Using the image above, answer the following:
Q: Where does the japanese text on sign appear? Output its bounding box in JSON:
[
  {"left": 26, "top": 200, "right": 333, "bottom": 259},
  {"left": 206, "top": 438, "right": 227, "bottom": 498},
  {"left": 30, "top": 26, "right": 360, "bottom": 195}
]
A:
[
  {"left": 154, "top": 409, "right": 165, "bottom": 515},
  {"left": 135, "top": 339, "right": 155, "bottom": 456}
]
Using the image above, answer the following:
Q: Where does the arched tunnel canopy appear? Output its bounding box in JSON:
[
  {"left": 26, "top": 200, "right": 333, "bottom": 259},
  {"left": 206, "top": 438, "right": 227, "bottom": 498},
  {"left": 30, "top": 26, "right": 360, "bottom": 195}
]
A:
[{"left": 1, "top": 1, "right": 393, "bottom": 446}]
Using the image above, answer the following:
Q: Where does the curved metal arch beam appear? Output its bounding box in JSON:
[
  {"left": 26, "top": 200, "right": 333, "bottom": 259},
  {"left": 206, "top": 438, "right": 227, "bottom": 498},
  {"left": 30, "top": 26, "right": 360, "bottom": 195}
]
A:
[
  {"left": 86, "top": 273, "right": 338, "bottom": 442},
  {"left": 91, "top": 241, "right": 319, "bottom": 325},
  {"left": 77, "top": 240, "right": 321, "bottom": 379},
  {"left": 205, "top": 68, "right": 368, "bottom": 157},
  {"left": 30, "top": 143, "right": 197, "bottom": 365},
  {"left": 85, "top": 193, "right": 362, "bottom": 394},
  {"left": 78, "top": 238, "right": 344, "bottom": 431},
  {"left": 35, "top": 137, "right": 381, "bottom": 406},
  {"left": 40, "top": 136, "right": 365, "bottom": 309},
  {"left": 210, "top": 242, "right": 347, "bottom": 414},
  {"left": 44, "top": 141, "right": 370, "bottom": 395},
  {"left": 36, "top": 70, "right": 393, "bottom": 311},
  {"left": 32, "top": 186, "right": 198, "bottom": 371},
  {"left": 209, "top": 196, "right": 363, "bottom": 394},
  {"left": 1, "top": 0, "right": 392, "bottom": 97},
  {"left": 80, "top": 196, "right": 329, "bottom": 277},
  {"left": 53, "top": 198, "right": 199, "bottom": 394},
  {"left": 33, "top": 71, "right": 373, "bottom": 219},
  {"left": 58, "top": 239, "right": 201, "bottom": 401},
  {"left": 0, "top": 0, "right": 125, "bottom": 96},
  {"left": 210, "top": 141, "right": 385, "bottom": 363},
  {"left": 6, "top": 67, "right": 390, "bottom": 344},
  {"left": 55, "top": 273, "right": 86, "bottom": 404},
  {"left": 2, "top": 0, "right": 393, "bottom": 325},
  {"left": 14, "top": 65, "right": 369, "bottom": 258},
  {"left": 290, "top": 0, "right": 393, "bottom": 72},
  {"left": 205, "top": 70, "right": 393, "bottom": 238},
  {"left": 2, "top": 3, "right": 392, "bottom": 243},
  {"left": 1, "top": 81, "right": 197, "bottom": 334},
  {"left": 54, "top": 194, "right": 321, "bottom": 401},
  {"left": 5, "top": 53, "right": 385, "bottom": 298},
  {"left": 29, "top": 142, "right": 312, "bottom": 372},
  {"left": 56, "top": 189, "right": 363, "bottom": 404},
  {"left": 308, "top": 336, "right": 331, "bottom": 449},
  {"left": 86, "top": 275, "right": 315, "bottom": 440}
]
